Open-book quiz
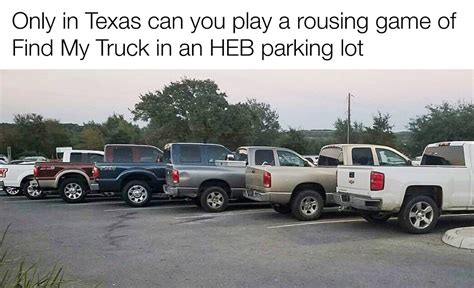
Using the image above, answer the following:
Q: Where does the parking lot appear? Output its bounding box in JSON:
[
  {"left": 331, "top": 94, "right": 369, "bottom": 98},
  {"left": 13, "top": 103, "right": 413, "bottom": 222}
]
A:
[{"left": 1, "top": 193, "right": 473, "bottom": 287}]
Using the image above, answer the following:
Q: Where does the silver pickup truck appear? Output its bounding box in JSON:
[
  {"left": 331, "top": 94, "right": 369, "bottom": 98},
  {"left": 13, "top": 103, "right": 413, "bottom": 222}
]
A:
[
  {"left": 245, "top": 144, "right": 412, "bottom": 221},
  {"left": 163, "top": 143, "right": 312, "bottom": 212}
]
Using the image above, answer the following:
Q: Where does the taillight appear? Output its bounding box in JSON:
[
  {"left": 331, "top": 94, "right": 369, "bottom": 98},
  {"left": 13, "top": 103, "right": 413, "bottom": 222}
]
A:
[
  {"left": 370, "top": 171, "right": 384, "bottom": 191},
  {"left": 0, "top": 168, "right": 7, "bottom": 178},
  {"left": 172, "top": 169, "right": 180, "bottom": 184},
  {"left": 92, "top": 166, "right": 100, "bottom": 179},
  {"left": 263, "top": 171, "right": 271, "bottom": 188},
  {"left": 33, "top": 166, "right": 38, "bottom": 177}
]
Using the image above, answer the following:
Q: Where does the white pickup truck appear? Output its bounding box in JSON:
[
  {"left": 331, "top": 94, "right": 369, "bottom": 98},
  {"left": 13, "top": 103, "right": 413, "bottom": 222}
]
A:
[
  {"left": 0, "top": 149, "right": 103, "bottom": 198},
  {"left": 337, "top": 141, "right": 474, "bottom": 234}
]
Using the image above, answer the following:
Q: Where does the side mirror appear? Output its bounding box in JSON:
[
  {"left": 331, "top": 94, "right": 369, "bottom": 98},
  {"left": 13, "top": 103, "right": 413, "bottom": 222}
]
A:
[{"left": 226, "top": 154, "right": 235, "bottom": 161}]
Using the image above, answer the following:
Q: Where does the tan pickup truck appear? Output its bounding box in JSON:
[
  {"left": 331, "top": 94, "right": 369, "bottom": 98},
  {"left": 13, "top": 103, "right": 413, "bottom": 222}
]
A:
[{"left": 244, "top": 144, "right": 412, "bottom": 221}]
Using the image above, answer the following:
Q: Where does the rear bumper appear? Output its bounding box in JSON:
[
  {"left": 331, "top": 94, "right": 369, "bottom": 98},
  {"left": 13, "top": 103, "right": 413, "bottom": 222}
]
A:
[
  {"left": 243, "top": 189, "right": 291, "bottom": 203},
  {"left": 163, "top": 185, "right": 198, "bottom": 198},
  {"left": 336, "top": 192, "right": 383, "bottom": 211},
  {"left": 89, "top": 181, "right": 99, "bottom": 191}
]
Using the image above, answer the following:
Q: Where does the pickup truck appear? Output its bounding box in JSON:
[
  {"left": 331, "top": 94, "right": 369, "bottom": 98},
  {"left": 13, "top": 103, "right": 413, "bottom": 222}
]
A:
[
  {"left": 0, "top": 161, "right": 44, "bottom": 196},
  {"left": 33, "top": 150, "right": 104, "bottom": 202},
  {"left": 93, "top": 144, "right": 167, "bottom": 207},
  {"left": 337, "top": 141, "right": 474, "bottom": 234},
  {"left": 164, "top": 144, "right": 313, "bottom": 212},
  {"left": 245, "top": 144, "right": 412, "bottom": 221}
]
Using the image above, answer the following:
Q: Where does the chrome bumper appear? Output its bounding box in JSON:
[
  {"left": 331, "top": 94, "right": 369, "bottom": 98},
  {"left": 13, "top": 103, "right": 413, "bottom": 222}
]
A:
[
  {"left": 336, "top": 192, "right": 382, "bottom": 211},
  {"left": 243, "top": 189, "right": 270, "bottom": 202}
]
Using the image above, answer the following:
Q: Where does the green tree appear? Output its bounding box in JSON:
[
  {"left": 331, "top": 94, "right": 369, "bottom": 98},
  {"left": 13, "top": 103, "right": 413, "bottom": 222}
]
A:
[
  {"left": 133, "top": 78, "right": 229, "bottom": 143},
  {"left": 13, "top": 113, "right": 47, "bottom": 157},
  {"left": 408, "top": 102, "right": 474, "bottom": 155},
  {"left": 277, "top": 128, "right": 310, "bottom": 154},
  {"left": 42, "top": 119, "right": 72, "bottom": 158},
  {"left": 79, "top": 122, "right": 105, "bottom": 150},
  {"left": 102, "top": 114, "right": 141, "bottom": 144},
  {"left": 363, "top": 112, "right": 396, "bottom": 146},
  {"left": 333, "top": 118, "right": 365, "bottom": 144}
]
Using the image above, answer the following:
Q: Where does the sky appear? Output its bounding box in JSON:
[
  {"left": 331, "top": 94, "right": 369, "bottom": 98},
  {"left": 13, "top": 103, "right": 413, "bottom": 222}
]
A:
[{"left": 0, "top": 70, "right": 472, "bottom": 131}]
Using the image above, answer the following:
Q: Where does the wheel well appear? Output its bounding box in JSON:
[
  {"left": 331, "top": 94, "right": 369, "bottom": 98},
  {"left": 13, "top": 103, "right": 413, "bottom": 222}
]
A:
[
  {"left": 291, "top": 183, "right": 326, "bottom": 201},
  {"left": 20, "top": 175, "right": 34, "bottom": 187},
  {"left": 59, "top": 173, "right": 88, "bottom": 188},
  {"left": 120, "top": 174, "right": 153, "bottom": 190},
  {"left": 404, "top": 186, "right": 443, "bottom": 209},
  {"left": 198, "top": 179, "right": 231, "bottom": 196}
]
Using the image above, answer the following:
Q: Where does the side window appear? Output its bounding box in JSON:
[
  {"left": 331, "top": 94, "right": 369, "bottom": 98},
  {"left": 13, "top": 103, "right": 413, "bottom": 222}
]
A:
[
  {"left": 376, "top": 149, "right": 408, "bottom": 166},
  {"left": 235, "top": 148, "right": 248, "bottom": 163},
  {"left": 138, "top": 147, "right": 162, "bottom": 163},
  {"left": 277, "top": 150, "right": 305, "bottom": 167},
  {"left": 69, "top": 153, "right": 83, "bottom": 163},
  {"left": 163, "top": 148, "right": 171, "bottom": 164},
  {"left": 318, "top": 147, "right": 343, "bottom": 166},
  {"left": 179, "top": 145, "right": 202, "bottom": 163},
  {"left": 112, "top": 147, "right": 134, "bottom": 162},
  {"left": 87, "top": 153, "right": 103, "bottom": 163},
  {"left": 352, "top": 148, "right": 374, "bottom": 166},
  {"left": 255, "top": 150, "right": 275, "bottom": 166},
  {"left": 422, "top": 146, "right": 465, "bottom": 166},
  {"left": 207, "top": 145, "right": 230, "bottom": 164}
]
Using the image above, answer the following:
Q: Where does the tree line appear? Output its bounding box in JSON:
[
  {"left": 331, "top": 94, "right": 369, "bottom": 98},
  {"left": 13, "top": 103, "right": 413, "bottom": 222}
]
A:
[{"left": 0, "top": 78, "right": 472, "bottom": 159}]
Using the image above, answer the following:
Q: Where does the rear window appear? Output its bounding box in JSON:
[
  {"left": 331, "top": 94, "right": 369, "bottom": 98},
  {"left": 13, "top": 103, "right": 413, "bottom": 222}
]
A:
[
  {"left": 70, "top": 153, "right": 83, "bottom": 163},
  {"left": 206, "top": 145, "right": 230, "bottom": 164},
  {"left": 422, "top": 146, "right": 465, "bottom": 166},
  {"left": 111, "top": 146, "right": 134, "bottom": 162},
  {"left": 179, "top": 145, "right": 202, "bottom": 163},
  {"left": 318, "top": 147, "right": 343, "bottom": 166},
  {"left": 255, "top": 150, "right": 275, "bottom": 166},
  {"left": 352, "top": 148, "right": 374, "bottom": 165},
  {"left": 86, "top": 153, "right": 103, "bottom": 163}
]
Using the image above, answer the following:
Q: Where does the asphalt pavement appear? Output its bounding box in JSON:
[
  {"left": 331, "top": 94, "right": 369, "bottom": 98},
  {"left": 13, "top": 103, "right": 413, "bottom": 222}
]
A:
[{"left": 0, "top": 193, "right": 473, "bottom": 287}]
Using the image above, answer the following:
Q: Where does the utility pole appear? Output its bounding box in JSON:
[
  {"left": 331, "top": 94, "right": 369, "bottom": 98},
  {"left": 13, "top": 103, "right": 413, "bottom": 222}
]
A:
[{"left": 347, "top": 93, "right": 354, "bottom": 144}]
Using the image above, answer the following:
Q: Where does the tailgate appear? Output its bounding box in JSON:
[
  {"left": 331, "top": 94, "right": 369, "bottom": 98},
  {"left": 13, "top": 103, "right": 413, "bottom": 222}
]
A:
[
  {"left": 337, "top": 166, "right": 374, "bottom": 197},
  {"left": 245, "top": 166, "right": 266, "bottom": 191}
]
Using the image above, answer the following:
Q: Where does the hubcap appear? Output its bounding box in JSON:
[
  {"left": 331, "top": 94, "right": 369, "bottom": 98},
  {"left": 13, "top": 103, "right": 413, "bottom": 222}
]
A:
[
  {"left": 5, "top": 187, "right": 20, "bottom": 195},
  {"left": 300, "top": 196, "right": 318, "bottom": 215},
  {"left": 206, "top": 191, "right": 224, "bottom": 209},
  {"left": 408, "top": 201, "right": 434, "bottom": 229},
  {"left": 27, "top": 184, "right": 41, "bottom": 197},
  {"left": 64, "top": 183, "right": 83, "bottom": 199},
  {"left": 128, "top": 185, "right": 147, "bottom": 203}
]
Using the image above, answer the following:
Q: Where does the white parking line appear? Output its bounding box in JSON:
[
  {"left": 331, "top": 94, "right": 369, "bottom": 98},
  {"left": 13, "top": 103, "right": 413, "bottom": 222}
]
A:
[
  {"left": 267, "top": 219, "right": 365, "bottom": 229},
  {"left": 1, "top": 198, "right": 62, "bottom": 203},
  {"left": 104, "top": 205, "right": 197, "bottom": 212},
  {"left": 174, "top": 209, "right": 273, "bottom": 220}
]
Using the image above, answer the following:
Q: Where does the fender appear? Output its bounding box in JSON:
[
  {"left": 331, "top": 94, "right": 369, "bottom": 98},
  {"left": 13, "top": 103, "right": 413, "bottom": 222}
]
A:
[
  {"left": 117, "top": 169, "right": 162, "bottom": 185},
  {"left": 55, "top": 169, "right": 91, "bottom": 187}
]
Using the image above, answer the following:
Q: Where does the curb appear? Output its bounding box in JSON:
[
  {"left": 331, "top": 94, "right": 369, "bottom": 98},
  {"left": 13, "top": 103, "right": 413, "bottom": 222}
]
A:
[{"left": 442, "top": 227, "right": 474, "bottom": 250}]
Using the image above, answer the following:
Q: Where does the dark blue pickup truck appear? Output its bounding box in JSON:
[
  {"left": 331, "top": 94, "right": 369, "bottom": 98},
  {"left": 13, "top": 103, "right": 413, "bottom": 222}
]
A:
[{"left": 93, "top": 144, "right": 167, "bottom": 207}]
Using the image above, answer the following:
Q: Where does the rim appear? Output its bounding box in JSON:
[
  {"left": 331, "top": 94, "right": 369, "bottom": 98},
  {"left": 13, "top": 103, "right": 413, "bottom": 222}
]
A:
[
  {"left": 408, "top": 201, "right": 434, "bottom": 229},
  {"left": 27, "top": 184, "right": 42, "bottom": 197},
  {"left": 206, "top": 191, "right": 224, "bottom": 209},
  {"left": 127, "top": 185, "right": 148, "bottom": 203},
  {"left": 5, "top": 187, "right": 20, "bottom": 196},
  {"left": 64, "top": 183, "right": 83, "bottom": 200},
  {"left": 300, "top": 196, "right": 319, "bottom": 215}
]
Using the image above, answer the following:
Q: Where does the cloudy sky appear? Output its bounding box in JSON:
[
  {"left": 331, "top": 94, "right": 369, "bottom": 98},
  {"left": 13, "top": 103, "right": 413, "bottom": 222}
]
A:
[{"left": 0, "top": 70, "right": 472, "bottom": 131}]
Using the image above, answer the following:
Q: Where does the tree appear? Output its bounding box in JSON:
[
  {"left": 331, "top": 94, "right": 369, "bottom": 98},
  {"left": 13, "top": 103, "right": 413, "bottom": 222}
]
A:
[
  {"left": 13, "top": 113, "right": 47, "bottom": 156},
  {"left": 363, "top": 112, "right": 396, "bottom": 146},
  {"left": 218, "top": 99, "right": 281, "bottom": 149},
  {"left": 333, "top": 118, "right": 365, "bottom": 144},
  {"left": 42, "top": 119, "right": 72, "bottom": 158},
  {"left": 133, "top": 78, "right": 229, "bottom": 143},
  {"left": 102, "top": 114, "right": 141, "bottom": 144},
  {"left": 408, "top": 102, "right": 474, "bottom": 155},
  {"left": 79, "top": 122, "right": 105, "bottom": 150},
  {"left": 277, "top": 128, "right": 310, "bottom": 154}
]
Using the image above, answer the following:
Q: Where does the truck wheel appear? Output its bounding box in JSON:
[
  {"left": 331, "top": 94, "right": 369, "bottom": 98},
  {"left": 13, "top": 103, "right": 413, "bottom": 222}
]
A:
[
  {"left": 271, "top": 203, "right": 291, "bottom": 214},
  {"left": 122, "top": 180, "right": 152, "bottom": 207},
  {"left": 200, "top": 186, "right": 229, "bottom": 213},
  {"left": 23, "top": 182, "right": 46, "bottom": 200},
  {"left": 291, "top": 190, "right": 324, "bottom": 221},
  {"left": 4, "top": 187, "right": 22, "bottom": 196},
  {"left": 398, "top": 195, "right": 439, "bottom": 234},
  {"left": 360, "top": 212, "right": 392, "bottom": 223},
  {"left": 59, "top": 178, "right": 87, "bottom": 203}
]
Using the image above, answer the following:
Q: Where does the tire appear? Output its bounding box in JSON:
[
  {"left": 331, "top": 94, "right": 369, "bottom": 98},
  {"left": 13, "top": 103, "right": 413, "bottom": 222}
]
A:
[
  {"left": 4, "top": 187, "right": 22, "bottom": 196},
  {"left": 23, "top": 181, "right": 46, "bottom": 200},
  {"left": 361, "top": 212, "right": 392, "bottom": 223},
  {"left": 122, "top": 180, "right": 153, "bottom": 207},
  {"left": 271, "top": 203, "right": 291, "bottom": 214},
  {"left": 59, "top": 178, "right": 88, "bottom": 203},
  {"left": 291, "top": 190, "right": 324, "bottom": 221},
  {"left": 398, "top": 195, "right": 439, "bottom": 234},
  {"left": 200, "top": 186, "right": 229, "bottom": 213}
]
